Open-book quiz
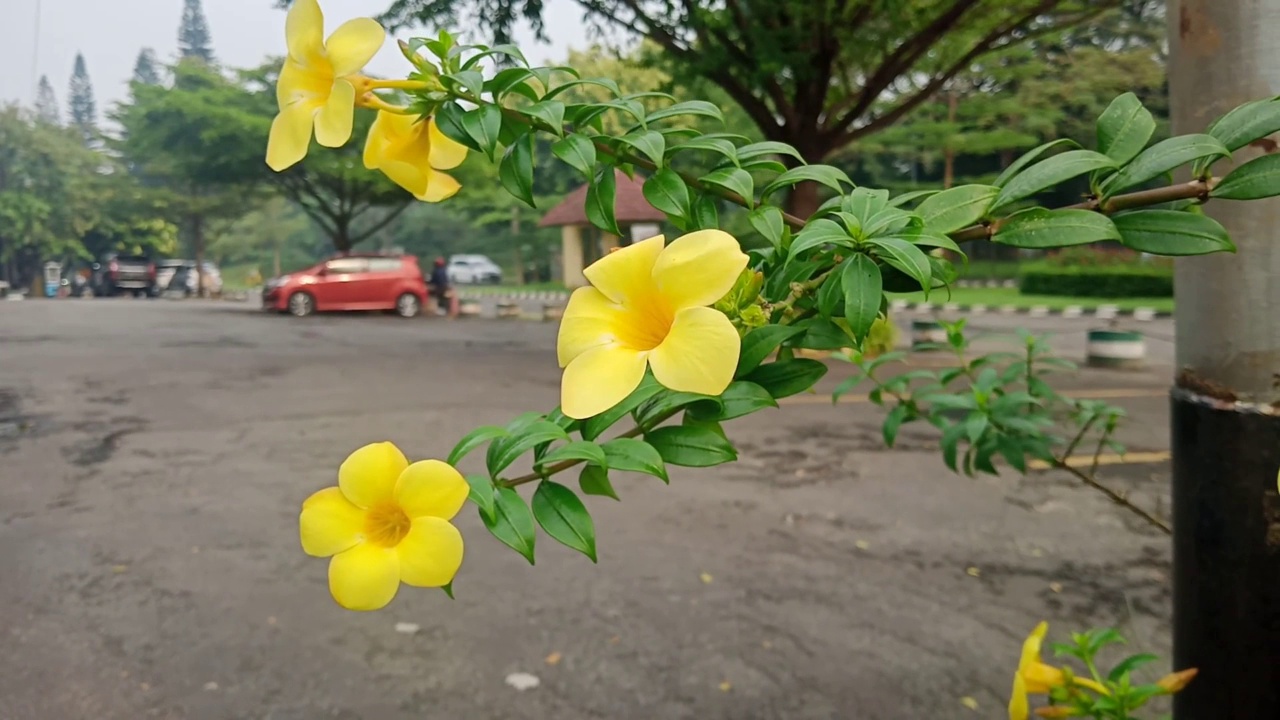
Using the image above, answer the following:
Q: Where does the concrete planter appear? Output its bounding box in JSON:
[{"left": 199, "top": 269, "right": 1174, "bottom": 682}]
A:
[
  {"left": 543, "top": 304, "right": 565, "bottom": 322},
  {"left": 496, "top": 302, "right": 522, "bottom": 319},
  {"left": 458, "top": 298, "right": 482, "bottom": 317},
  {"left": 1086, "top": 329, "right": 1146, "bottom": 369},
  {"left": 911, "top": 319, "right": 947, "bottom": 351}
]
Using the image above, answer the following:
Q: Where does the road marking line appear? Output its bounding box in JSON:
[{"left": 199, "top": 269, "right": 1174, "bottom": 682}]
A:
[
  {"left": 1027, "top": 451, "right": 1171, "bottom": 470},
  {"left": 777, "top": 388, "right": 1166, "bottom": 406}
]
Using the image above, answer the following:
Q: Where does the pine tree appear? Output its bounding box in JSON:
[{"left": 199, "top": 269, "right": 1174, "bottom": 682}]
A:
[
  {"left": 67, "top": 53, "right": 97, "bottom": 142},
  {"left": 132, "top": 48, "right": 162, "bottom": 85},
  {"left": 35, "top": 75, "right": 60, "bottom": 125},
  {"left": 177, "top": 0, "right": 215, "bottom": 63}
]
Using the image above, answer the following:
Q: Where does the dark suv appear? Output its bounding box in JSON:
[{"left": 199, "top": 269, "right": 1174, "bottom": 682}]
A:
[{"left": 92, "top": 253, "right": 157, "bottom": 297}]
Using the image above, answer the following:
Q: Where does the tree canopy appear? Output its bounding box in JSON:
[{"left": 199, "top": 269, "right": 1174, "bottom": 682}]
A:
[
  {"left": 67, "top": 53, "right": 96, "bottom": 143},
  {"left": 178, "top": 0, "right": 216, "bottom": 63}
]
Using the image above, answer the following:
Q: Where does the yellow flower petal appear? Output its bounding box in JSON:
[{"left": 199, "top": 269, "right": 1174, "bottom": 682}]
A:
[
  {"left": 648, "top": 306, "right": 739, "bottom": 395},
  {"left": 419, "top": 169, "right": 461, "bottom": 202},
  {"left": 1019, "top": 622, "right": 1049, "bottom": 672},
  {"left": 556, "top": 287, "right": 623, "bottom": 367},
  {"left": 265, "top": 101, "right": 316, "bottom": 171},
  {"left": 428, "top": 119, "right": 468, "bottom": 169},
  {"left": 583, "top": 235, "right": 664, "bottom": 305},
  {"left": 652, "top": 229, "right": 748, "bottom": 310},
  {"left": 377, "top": 159, "right": 429, "bottom": 197},
  {"left": 1023, "top": 662, "right": 1067, "bottom": 694},
  {"left": 328, "top": 543, "right": 400, "bottom": 611},
  {"left": 363, "top": 110, "right": 392, "bottom": 168},
  {"left": 394, "top": 460, "right": 469, "bottom": 520},
  {"left": 284, "top": 0, "right": 325, "bottom": 65},
  {"left": 338, "top": 441, "right": 408, "bottom": 509},
  {"left": 314, "top": 79, "right": 355, "bottom": 148},
  {"left": 276, "top": 58, "right": 329, "bottom": 110},
  {"left": 561, "top": 344, "right": 648, "bottom": 419},
  {"left": 396, "top": 517, "right": 464, "bottom": 587},
  {"left": 325, "top": 17, "right": 385, "bottom": 77},
  {"left": 1009, "top": 672, "right": 1029, "bottom": 720},
  {"left": 299, "top": 486, "right": 367, "bottom": 557}
]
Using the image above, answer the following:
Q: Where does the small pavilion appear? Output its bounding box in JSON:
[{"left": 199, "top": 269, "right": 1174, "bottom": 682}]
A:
[{"left": 539, "top": 169, "right": 666, "bottom": 288}]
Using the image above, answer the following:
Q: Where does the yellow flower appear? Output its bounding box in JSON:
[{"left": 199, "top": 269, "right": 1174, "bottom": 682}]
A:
[
  {"left": 1156, "top": 668, "right": 1198, "bottom": 694},
  {"left": 299, "top": 442, "right": 468, "bottom": 611},
  {"left": 556, "top": 231, "right": 749, "bottom": 419},
  {"left": 1009, "top": 622, "right": 1111, "bottom": 720},
  {"left": 363, "top": 111, "right": 468, "bottom": 201},
  {"left": 266, "top": 0, "right": 386, "bottom": 171}
]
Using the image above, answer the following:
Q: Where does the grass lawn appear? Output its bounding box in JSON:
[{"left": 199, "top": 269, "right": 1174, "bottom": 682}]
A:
[{"left": 890, "top": 286, "right": 1174, "bottom": 312}]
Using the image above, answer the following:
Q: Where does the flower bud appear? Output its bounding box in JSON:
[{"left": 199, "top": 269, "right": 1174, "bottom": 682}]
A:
[
  {"left": 1033, "top": 706, "right": 1076, "bottom": 718},
  {"left": 1156, "top": 668, "right": 1198, "bottom": 694}
]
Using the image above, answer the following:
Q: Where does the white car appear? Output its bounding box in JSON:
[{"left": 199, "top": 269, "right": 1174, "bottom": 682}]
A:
[{"left": 446, "top": 254, "right": 503, "bottom": 284}]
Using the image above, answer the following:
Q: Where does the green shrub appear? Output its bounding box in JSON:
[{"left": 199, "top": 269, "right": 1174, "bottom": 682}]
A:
[{"left": 1018, "top": 263, "right": 1173, "bottom": 298}]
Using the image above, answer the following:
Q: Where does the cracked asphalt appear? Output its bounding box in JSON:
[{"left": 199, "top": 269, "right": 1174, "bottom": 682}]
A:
[{"left": 0, "top": 299, "right": 1178, "bottom": 720}]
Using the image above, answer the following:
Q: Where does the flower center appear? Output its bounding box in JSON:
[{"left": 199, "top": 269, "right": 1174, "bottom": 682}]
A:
[
  {"left": 614, "top": 296, "right": 675, "bottom": 351},
  {"left": 364, "top": 503, "right": 412, "bottom": 547}
]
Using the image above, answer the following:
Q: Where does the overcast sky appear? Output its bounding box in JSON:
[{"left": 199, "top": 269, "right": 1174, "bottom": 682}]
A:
[{"left": 2, "top": 0, "right": 591, "bottom": 117}]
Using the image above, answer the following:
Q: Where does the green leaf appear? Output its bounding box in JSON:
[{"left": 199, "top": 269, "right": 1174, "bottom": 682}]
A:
[
  {"left": 601, "top": 437, "right": 668, "bottom": 481},
  {"left": 1207, "top": 97, "right": 1280, "bottom": 152},
  {"left": 787, "top": 218, "right": 856, "bottom": 259},
  {"left": 940, "top": 423, "right": 966, "bottom": 472},
  {"left": 487, "top": 67, "right": 537, "bottom": 99},
  {"left": 460, "top": 43, "right": 529, "bottom": 70},
  {"left": 434, "top": 102, "right": 481, "bottom": 152},
  {"left": 486, "top": 420, "right": 570, "bottom": 476},
  {"left": 996, "top": 435, "right": 1027, "bottom": 473},
  {"left": 690, "top": 381, "right": 777, "bottom": 421},
  {"left": 909, "top": 232, "right": 964, "bottom": 254},
  {"left": 617, "top": 130, "right": 666, "bottom": 166},
  {"left": 642, "top": 168, "right": 691, "bottom": 219},
  {"left": 498, "top": 133, "right": 536, "bottom": 207},
  {"left": 544, "top": 77, "right": 621, "bottom": 99},
  {"left": 882, "top": 404, "right": 909, "bottom": 447},
  {"left": 538, "top": 440, "right": 607, "bottom": 468},
  {"left": 748, "top": 206, "right": 786, "bottom": 248},
  {"left": 1104, "top": 134, "right": 1230, "bottom": 195},
  {"left": 586, "top": 167, "right": 622, "bottom": 235},
  {"left": 994, "top": 150, "right": 1117, "bottom": 209},
  {"left": 994, "top": 139, "right": 1081, "bottom": 188},
  {"left": 482, "top": 487, "right": 536, "bottom": 564},
  {"left": 737, "top": 141, "right": 805, "bottom": 163},
  {"left": 868, "top": 236, "right": 932, "bottom": 294},
  {"left": 1211, "top": 154, "right": 1280, "bottom": 199},
  {"left": 860, "top": 207, "right": 914, "bottom": 238},
  {"left": 701, "top": 167, "right": 754, "bottom": 203},
  {"left": 798, "top": 317, "right": 852, "bottom": 350},
  {"left": 736, "top": 325, "right": 806, "bottom": 376},
  {"left": 461, "top": 104, "right": 502, "bottom": 161},
  {"left": 645, "top": 100, "right": 723, "bottom": 124},
  {"left": 581, "top": 377, "right": 662, "bottom": 440},
  {"left": 578, "top": 464, "right": 619, "bottom": 501},
  {"left": 1112, "top": 210, "right": 1235, "bottom": 256},
  {"left": 816, "top": 264, "right": 843, "bottom": 318},
  {"left": 645, "top": 425, "right": 737, "bottom": 467},
  {"left": 888, "top": 189, "right": 940, "bottom": 208},
  {"left": 965, "top": 412, "right": 990, "bottom": 444},
  {"left": 532, "top": 481, "right": 597, "bottom": 562},
  {"left": 519, "top": 100, "right": 566, "bottom": 134},
  {"left": 440, "top": 581, "right": 454, "bottom": 599},
  {"left": 464, "top": 473, "right": 496, "bottom": 520},
  {"left": 448, "top": 425, "right": 508, "bottom": 465},
  {"left": 993, "top": 208, "right": 1121, "bottom": 249},
  {"left": 1107, "top": 653, "right": 1160, "bottom": 683},
  {"left": 690, "top": 193, "right": 719, "bottom": 230},
  {"left": 844, "top": 187, "right": 891, "bottom": 223},
  {"left": 745, "top": 359, "right": 828, "bottom": 398},
  {"left": 842, "top": 254, "right": 882, "bottom": 345},
  {"left": 915, "top": 185, "right": 998, "bottom": 234},
  {"left": 635, "top": 390, "right": 723, "bottom": 428},
  {"left": 740, "top": 157, "right": 787, "bottom": 174},
  {"left": 670, "top": 136, "right": 738, "bottom": 164},
  {"left": 762, "top": 165, "right": 853, "bottom": 199},
  {"left": 442, "top": 70, "right": 484, "bottom": 99},
  {"left": 1096, "top": 93, "right": 1156, "bottom": 165},
  {"left": 551, "top": 133, "right": 597, "bottom": 177}
]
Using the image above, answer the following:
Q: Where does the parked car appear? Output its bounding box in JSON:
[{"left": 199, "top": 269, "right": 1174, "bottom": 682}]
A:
[
  {"left": 159, "top": 260, "right": 223, "bottom": 297},
  {"left": 261, "top": 254, "right": 428, "bottom": 318},
  {"left": 446, "top": 254, "right": 503, "bottom": 284},
  {"left": 91, "top": 253, "right": 156, "bottom": 297}
]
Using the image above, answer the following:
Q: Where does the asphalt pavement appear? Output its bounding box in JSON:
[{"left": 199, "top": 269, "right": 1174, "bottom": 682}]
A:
[{"left": 0, "top": 298, "right": 1178, "bottom": 720}]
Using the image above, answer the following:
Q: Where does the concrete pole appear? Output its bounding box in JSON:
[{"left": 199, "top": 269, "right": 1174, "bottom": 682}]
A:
[{"left": 1168, "top": 2, "right": 1280, "bottom": 717}]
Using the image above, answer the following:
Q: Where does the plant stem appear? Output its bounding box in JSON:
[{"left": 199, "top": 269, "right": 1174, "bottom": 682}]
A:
[
  {"left": 499, "top": 409, "right": 679, "bottom": 488},
  {"left": 1053, "top": 461, "right": 1171, "bottom": 534}
]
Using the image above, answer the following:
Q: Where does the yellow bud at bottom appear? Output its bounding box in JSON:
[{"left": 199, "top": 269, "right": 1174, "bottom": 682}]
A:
[{"left": 1157, "top": 668, "right": 1198, "bottom": 694}]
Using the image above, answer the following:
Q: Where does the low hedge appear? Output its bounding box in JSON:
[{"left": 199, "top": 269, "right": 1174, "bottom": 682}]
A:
[{"left": 1018, "top": 263, "right": 1173, "bottom": 298}]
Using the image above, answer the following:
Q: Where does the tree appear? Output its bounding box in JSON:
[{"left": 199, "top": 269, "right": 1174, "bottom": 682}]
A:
[
  {"left": 380, "top": 0, "right": 1139, "bottom": 216},
  {"left": 178, "top": 0, "right": 216, "bottom": 63},
  {"left": 67, "top": 53, "right": 96, "bottom": 143},
  {"left": 132, "top": 48, "right": 163, "bottom": 86},
  {"left": 34, "top": 76, "right": 59, "bottom": 125}
]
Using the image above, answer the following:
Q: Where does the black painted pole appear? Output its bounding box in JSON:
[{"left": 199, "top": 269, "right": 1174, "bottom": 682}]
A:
[{"left": 1168, "top": 2, "right": 1280, "bottom": 718}]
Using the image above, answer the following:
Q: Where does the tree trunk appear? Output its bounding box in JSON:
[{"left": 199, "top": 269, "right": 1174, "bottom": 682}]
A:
[
  {"left": 273, "top": 243, "right": 281, "bottom": 277},
  {"left": 192, "top": 214, "right": 205, "bottom": 297},
  {"left": 511, "top": 205, "right": 524, "bottom": 286},
  {"left": 1168, "top": 2, "right": 1280, "bottom": 718},
  {"left": 787, "top": 181, "right": 822, "bottom": 219},
  {"left": 942, "top": 91, "right": 958, "bottom": 189}
]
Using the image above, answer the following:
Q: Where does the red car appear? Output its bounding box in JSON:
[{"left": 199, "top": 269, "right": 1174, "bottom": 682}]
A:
[{"left": 262, "top": 254, "right": 429, "bottom": 318}]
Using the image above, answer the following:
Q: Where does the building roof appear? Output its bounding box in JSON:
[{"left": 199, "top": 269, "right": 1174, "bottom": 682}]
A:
[{"left": 538, "top": 169, "right": 667, "bottom": 228}]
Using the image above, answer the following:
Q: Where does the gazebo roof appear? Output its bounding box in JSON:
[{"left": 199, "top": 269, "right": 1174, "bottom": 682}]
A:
[{"left": 538, "top": 169, "right": 667, "bottom": 228}]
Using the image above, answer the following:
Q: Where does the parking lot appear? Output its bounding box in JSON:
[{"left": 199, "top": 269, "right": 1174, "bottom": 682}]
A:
[{"left": 1, "top": 298, "right": 1178, "bottom": 720}]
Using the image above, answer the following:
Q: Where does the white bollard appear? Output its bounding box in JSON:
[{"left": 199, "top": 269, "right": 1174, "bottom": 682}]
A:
[
  {"left": 1133, "top": 307, "right": 1157, "bottom": 322},
  {"left": 1086, "top": 329, "right": 1146, "bottom": 369},
  {"left": 1061, "top": 305, "right": 1084, "bottom": 318},
  {"left": 496, "top": 302, "right": 522, "bottom": 319},
  {"left": 543, "top": 303, "right": 565, "bottom": 322},
  {"left": 1095, "top": 304, "right": 1119, "bottom": 320},
  {"left": 999, "top": 304, "right": 1019, "bottom": 315},
  {"left": 969, "top": 304, "right": 987, "bottom": 315},
  {"left": 942, "top": 302, "right": 961, "bottom": 313},
  {"left": 458, "top": 298, "right": 482, "bottom": 317},
  {"left": 1028, "top": 305, "right": 1050, "bottom": 317}
]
